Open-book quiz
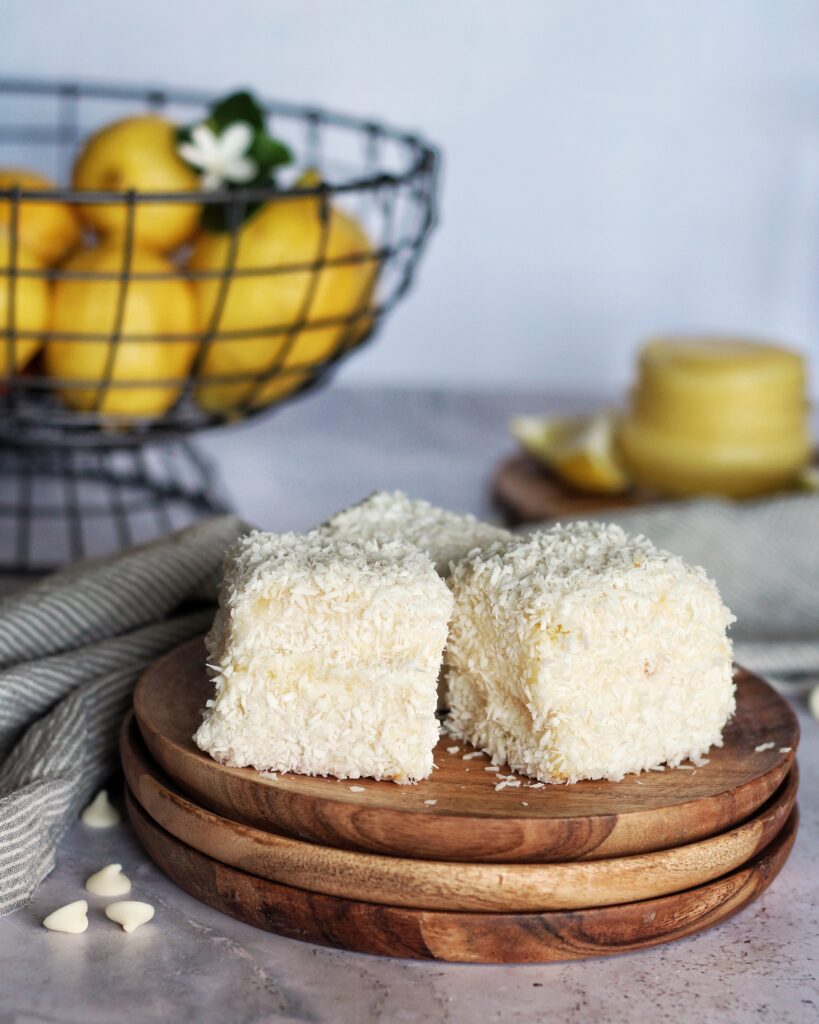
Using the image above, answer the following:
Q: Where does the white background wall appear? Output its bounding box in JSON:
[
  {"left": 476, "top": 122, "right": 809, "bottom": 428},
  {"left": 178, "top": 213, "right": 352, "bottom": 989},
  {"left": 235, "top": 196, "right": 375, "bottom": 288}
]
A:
[{"left": 3, "top": 0, "right": 819, "bottom": 396}]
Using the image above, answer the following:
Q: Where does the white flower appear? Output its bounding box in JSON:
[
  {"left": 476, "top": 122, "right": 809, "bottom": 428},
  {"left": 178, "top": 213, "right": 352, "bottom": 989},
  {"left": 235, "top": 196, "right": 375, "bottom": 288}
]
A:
[{"left": 178, "top": 121, "right": 258, "bottom": 190}]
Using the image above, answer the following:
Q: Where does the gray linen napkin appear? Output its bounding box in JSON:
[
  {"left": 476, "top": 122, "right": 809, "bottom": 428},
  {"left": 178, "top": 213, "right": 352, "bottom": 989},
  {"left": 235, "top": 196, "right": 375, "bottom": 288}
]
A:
[
  {"left": 0, "top": 515, "right": 246, "bottom": 917},
  {"left": 537, "top": 492, "right": 819, "bottom": 684}
]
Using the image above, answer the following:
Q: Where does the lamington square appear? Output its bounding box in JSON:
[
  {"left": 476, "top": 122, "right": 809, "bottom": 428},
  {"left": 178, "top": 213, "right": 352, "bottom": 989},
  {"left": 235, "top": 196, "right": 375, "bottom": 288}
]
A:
[
  {"left": 445, "top": 522, "right": 736, "bottom": 783},
  {"left": 323, "top": 490, "right": 512, "bottom": 575},
  {"left": 195, "top": 530, "right": 453, "bottom": 782}
]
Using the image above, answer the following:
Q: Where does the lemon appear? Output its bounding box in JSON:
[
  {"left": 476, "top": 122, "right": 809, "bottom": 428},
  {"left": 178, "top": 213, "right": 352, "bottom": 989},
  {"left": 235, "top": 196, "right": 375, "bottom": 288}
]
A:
[
  {"left": 0, "top": 168, "right": 81, "bottom": 265},
  {"left": 189, "top": 189, "right": 376, "bottom": 413},
  {"left": 511, "top": 411, "right": 631, "bottom": 494},
  {"left": 0, "top": 233, "right": 49, "bottom": 376},
  {"left": 796, "top": 464, "right": 819, "bottom": 493},
  {"left": 510, "top": 414, "right": 591, "bottom": 464},
  {"left": 73, "top": 116, "right": 201, "bottom": 252},
  {"left": 46, "top": 241, "right": 198, "bottom": 418}
]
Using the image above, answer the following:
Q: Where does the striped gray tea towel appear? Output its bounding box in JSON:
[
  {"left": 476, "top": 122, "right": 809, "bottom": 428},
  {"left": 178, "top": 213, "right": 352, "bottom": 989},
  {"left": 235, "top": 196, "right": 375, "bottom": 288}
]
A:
[
  {"left": 0, "top": 515, "right": 246, "bottom": 917},
  {"left": 538, "top": 492, "right": 819, "bottom": 686}
]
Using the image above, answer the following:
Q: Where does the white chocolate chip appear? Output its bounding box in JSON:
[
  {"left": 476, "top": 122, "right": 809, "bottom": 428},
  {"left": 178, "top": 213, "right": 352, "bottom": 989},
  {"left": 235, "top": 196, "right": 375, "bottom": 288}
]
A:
[
  {"left": 85, "top": 864, "right": 131, "bottom": 898},
  {"left": 105, "top": 901, "right": 155, "bottom": 933},
  {"left": 81, "top": 790, "right": 120, "bottom": 828},
  {"left": 43, "top": 900, "right": 88, "bottom": 934}
]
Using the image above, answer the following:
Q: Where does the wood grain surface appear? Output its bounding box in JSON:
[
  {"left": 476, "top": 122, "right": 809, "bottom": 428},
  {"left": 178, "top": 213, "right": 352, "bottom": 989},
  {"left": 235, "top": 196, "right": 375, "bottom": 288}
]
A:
[
  {"left": 127, "top": 786, "right": 799, "bottom": 963},
  {"left": 133, "top": 637, "right": 799, "bottom": 863},
  {"left": 121, "top": 711, "right": 798, "bottom": 913}
]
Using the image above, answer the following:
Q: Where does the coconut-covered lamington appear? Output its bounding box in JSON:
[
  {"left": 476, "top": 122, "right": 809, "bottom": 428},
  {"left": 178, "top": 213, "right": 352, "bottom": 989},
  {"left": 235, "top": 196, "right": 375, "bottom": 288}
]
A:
[
  {"left": 323, "top": 490, "right": 512, "bottom": 576},
  {"left": 196, "top": 530, "right": 453, "bottom": 783},
  {"left": 445, "top": 522, "right": 735, "bottom": 783}
]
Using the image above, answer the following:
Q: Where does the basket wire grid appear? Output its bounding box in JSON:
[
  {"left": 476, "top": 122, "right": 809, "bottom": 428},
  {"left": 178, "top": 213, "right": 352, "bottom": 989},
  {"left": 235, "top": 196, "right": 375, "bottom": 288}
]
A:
[{"left": 0, "top": 79, "right": 439, "bottom": 569}]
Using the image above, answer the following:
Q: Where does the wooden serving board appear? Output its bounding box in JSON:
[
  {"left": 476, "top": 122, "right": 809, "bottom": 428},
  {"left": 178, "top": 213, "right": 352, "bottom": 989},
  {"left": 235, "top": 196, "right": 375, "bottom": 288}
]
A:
[
  {"left": 134, "top": 637, "right": 799, "bottom": 863},
  {"left": 127, "top": 787, "right": 799, "bottom": 963},
  {"left": 121, "top": 711, "right": 798, "bottom": 913},
  {"left": 493, "top": 454, "right": 650, "bottom": 524},
  {"left": 493, "top": 452, "right": 819, "bottom": 526}
]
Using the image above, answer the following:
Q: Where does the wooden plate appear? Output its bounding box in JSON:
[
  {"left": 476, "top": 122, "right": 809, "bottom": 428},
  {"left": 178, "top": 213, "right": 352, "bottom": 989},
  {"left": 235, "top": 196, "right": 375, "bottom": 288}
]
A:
[
  {"left": 134, "top": 637, "right": 799, "bottom": 863},
  {"left": 492, "top": 451, "right": 819, "bottom": 526},
  {"left": 127, "top": 787, "right": 799, "bottom": 963},
  {"left": 121, "top": 711, "right": 798, "bottom": 913},
  {"left": 493, "top": 454, "right": 650, "bottom": 524}
]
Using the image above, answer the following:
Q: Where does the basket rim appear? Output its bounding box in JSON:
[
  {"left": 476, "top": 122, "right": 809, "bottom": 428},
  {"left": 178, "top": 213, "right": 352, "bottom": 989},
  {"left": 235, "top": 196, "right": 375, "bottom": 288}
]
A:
[{"left": 0, "top": 76, "right": 439, "bottom": 200}]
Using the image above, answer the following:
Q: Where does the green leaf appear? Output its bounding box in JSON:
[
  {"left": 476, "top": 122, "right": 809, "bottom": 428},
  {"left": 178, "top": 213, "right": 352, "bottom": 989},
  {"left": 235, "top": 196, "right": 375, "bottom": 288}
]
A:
[
  {"left": 249, "top": 133, "right": 293, "bottom": 174},
  {"left": 176, "top": 88, "right": 295, "bottom": 232},
  {"left": 209, "top": 90, "right": 265, "bottom": 132},
  {"left": 201, "top": 198, "right": 265, "bottom": 233}
]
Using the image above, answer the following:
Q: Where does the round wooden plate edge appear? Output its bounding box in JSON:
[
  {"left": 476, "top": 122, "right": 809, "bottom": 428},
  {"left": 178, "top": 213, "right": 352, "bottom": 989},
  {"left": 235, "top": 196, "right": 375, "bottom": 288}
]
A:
[
  {"left": 126, "top": 786, "right": 799, "bottom": 963},
  {"left": 133, "top": 637, "right": 799, "bottom": 863},
  {"left": 122, "top": 710, "right": 799, "bottom": 913},
  {"left": 492, "top": 450, "right": 819, "bottom": 526}
]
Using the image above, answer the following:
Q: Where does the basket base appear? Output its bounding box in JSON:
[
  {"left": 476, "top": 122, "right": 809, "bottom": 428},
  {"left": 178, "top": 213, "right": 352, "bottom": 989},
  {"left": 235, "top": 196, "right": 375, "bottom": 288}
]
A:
[{"left": 0, "top": 440, "right": 230, "bottom": 574}]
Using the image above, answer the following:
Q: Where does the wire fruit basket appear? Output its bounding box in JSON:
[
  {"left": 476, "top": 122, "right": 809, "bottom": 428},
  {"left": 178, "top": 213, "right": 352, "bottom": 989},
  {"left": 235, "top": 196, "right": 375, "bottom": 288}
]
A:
[{"left": 0, "top": 79, "right": 439, "bottom": 571}]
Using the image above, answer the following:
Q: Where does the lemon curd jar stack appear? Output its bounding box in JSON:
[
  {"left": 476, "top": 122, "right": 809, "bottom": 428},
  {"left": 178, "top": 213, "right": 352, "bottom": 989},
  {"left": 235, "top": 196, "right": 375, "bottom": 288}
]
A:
[{"left": 619, "top": 338, "right": 811, "bottom": 498}]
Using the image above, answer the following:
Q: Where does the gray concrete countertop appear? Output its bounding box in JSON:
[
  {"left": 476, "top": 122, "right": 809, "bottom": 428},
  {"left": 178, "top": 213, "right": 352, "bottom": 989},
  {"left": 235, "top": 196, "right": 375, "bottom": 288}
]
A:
[{"left": 1, "top": 385, "right": 817, "bottom": 1024}]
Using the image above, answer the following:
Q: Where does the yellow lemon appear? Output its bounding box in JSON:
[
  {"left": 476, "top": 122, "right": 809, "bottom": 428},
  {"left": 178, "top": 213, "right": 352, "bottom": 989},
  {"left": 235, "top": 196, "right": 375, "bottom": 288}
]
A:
[
  {"left": 0, "top": 168, "right": 81, "bottom": 265},
  {"left": 189, "top": 190, "right": 376, "bottom": 413},
  {"left": 0, "top": 234, "right": 49, "bottom": 376},
  {"left": 46, "top": 242, "right": 198, "bottom": 418},
  {"left": 510, "top": 411, "right": 631, "bottom": 494},
  {"left": 510, "top": 414, "right": 591, "bottom": 464},
  {"left": 797, "top": 464, "right": 819, "bottom": 492},
  {"left": 73, "top": 116, "right": 201, "bottom": 252}
]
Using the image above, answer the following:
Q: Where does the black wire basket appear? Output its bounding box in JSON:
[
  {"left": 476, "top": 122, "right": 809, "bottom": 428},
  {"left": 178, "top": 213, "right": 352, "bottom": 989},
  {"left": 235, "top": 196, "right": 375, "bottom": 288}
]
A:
[{"left": 0, "top": 79, "right": 439, "bottom": 570}]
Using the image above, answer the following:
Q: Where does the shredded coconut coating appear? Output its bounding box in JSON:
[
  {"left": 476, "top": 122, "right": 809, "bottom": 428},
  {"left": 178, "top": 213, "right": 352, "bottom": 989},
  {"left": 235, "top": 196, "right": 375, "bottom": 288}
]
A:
[
  {"left": 196, "top": 530, "right": 453, "bottom": 783},
  {"left": 324, "top": 490, "right": 510, "bottom": 711},
  {"left": 445, "top": 521, "right": 736, "bottom": 784},
  {"left": 322, "top": 490, "right": 512, "bottom": 576}
]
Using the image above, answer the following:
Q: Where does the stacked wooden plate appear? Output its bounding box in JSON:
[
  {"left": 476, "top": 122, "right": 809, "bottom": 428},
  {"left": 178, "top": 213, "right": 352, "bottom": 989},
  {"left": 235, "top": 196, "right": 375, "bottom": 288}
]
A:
[{"left": 124, "top": 637, "right": 800, "bottom": 963}]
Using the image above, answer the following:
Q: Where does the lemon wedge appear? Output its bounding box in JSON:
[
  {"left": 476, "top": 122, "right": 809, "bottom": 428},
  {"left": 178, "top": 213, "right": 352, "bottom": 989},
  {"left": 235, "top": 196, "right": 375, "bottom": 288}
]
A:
[
  {"left": 509, "top": 415, "right": 588, "bottom": 464},
  {"left": 796, "top": 464, "right": 819, "bottom": 492},
  {"left": 510, "top": 412, "right": 632, "bottom": 494}
]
